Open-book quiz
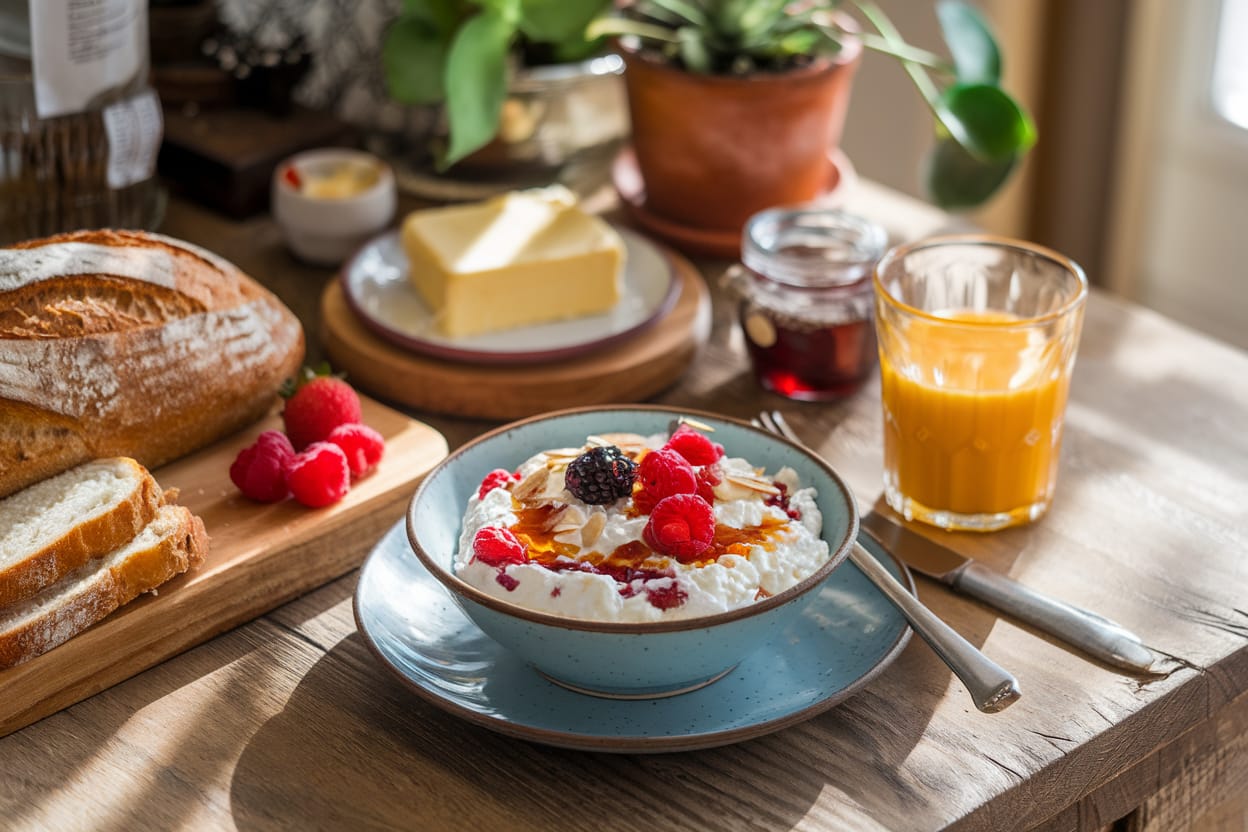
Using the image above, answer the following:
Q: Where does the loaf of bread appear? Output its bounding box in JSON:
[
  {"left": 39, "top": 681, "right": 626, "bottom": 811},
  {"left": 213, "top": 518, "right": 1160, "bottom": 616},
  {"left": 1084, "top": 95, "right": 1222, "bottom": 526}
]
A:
[
  {"left": 0, "top": 502, "right": 208, "bottom": 669},
  {"left": 0, "top": 230, "right": 305, "bottom": 498}
]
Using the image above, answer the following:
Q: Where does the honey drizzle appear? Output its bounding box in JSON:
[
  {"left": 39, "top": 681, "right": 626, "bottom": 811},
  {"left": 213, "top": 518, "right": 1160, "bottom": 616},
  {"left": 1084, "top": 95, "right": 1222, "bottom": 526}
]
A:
[{"left": 507, "top": 504, "right": 792, "bottom": 573}]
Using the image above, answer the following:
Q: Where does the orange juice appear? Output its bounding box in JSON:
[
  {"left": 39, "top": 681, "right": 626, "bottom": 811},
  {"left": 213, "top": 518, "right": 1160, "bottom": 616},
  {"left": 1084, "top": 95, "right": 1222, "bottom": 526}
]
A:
[{"left": 879, "top": 310, "right": 1072, "bottom": 521}]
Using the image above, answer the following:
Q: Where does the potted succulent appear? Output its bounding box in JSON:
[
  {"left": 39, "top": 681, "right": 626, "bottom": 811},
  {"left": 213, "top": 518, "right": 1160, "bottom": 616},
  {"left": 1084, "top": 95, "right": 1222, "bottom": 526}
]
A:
[
  {"left": 589, "top": 0, "right": 1036, "bottom": 233},
  {"left": 382, "top": 0, "right": 622, "bottom": 173}
]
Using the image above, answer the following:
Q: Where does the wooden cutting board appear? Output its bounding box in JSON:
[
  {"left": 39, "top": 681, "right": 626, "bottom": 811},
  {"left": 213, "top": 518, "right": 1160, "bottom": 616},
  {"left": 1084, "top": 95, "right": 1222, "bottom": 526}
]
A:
[
  {"left": 0, "top": 396, "right": 447, "bottom": 738},
  {"left": 320, "top": 246, "right": 712, "bottom": 420}
]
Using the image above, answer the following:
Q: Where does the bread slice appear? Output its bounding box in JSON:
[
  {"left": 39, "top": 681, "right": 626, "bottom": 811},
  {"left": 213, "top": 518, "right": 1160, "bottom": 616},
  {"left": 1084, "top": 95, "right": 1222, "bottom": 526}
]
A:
[
  {"left": 0, "top": 504, "right": 208, "bottom": 668},
  {"left": 0, "top": 458, "right": 163, "bottom": 607}
]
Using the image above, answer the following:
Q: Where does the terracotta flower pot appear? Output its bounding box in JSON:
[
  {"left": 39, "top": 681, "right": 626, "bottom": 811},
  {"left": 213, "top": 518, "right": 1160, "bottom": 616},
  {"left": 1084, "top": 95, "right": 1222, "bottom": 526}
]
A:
[{"left": 620, "top": 40, "right": 862, "bottom": 234}]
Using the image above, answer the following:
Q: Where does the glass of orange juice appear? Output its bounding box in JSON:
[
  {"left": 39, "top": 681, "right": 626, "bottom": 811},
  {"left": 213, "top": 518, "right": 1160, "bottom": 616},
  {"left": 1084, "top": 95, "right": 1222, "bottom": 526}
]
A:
[{"left": 873, "top": 236, "right": 1088, "bottom": 531}]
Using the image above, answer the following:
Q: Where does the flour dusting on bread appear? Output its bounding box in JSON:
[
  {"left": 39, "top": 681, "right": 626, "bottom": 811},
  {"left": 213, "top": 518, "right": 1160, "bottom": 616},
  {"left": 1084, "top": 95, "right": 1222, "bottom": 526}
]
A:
[{"left": 0, "top": 230, "right": 305, "bottom": 499}]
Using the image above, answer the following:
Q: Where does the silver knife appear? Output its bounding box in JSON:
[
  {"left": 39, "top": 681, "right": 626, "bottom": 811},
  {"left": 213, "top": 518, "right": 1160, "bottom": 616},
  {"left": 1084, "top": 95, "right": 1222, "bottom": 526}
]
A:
[{"left": 860, "top": 512, "right": 1157, "bottom": 673}]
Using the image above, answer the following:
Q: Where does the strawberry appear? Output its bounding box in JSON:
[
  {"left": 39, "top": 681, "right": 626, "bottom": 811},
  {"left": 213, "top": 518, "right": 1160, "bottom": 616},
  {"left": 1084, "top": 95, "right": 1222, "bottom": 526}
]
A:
[{"left": 281, "top": 364, "right": 362, "bottom": 450}]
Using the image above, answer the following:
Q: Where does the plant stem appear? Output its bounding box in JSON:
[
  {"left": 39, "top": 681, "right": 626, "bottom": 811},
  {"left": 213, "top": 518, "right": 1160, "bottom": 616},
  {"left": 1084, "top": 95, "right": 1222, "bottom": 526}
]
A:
[
  {"left": 856, "top": 32, "right": 952, "bottom": 73},
  {"left": 851, "top": 0, "right": 943, "bottom": 108},
  {"left": 849, "top": 0, "right": 978, "bottom": 151}
]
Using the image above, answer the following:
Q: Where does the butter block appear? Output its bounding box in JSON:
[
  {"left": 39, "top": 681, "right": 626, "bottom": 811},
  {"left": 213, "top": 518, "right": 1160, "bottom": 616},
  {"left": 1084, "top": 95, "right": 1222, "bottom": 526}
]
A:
[{"left": 401, "top": 186, "right": 625, "bottom": 338}]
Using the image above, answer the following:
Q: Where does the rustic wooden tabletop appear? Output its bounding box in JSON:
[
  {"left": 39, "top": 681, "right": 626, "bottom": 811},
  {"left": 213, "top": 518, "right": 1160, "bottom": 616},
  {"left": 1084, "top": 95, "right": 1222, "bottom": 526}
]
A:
[{"left": 2, "top": 180, "right": 1245, "bottom": 832}]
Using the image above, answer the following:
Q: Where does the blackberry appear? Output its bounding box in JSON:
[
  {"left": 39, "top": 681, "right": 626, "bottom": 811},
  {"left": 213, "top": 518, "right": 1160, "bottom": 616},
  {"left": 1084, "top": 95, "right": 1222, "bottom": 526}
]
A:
[{"left": 564, "top": 446, "right": 637, "bottom": 505}]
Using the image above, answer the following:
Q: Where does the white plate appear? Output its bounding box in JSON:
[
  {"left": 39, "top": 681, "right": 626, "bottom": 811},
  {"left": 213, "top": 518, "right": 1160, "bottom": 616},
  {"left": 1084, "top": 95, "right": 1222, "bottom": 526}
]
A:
[{"left": 340, "top": 227, "right": 678, "bottom": 364}]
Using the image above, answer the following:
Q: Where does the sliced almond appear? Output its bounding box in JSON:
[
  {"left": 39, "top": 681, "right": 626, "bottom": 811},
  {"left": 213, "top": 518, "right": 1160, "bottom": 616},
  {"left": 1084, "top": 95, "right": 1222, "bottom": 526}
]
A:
[
  {"left": 512, "top": 466, "right": 550, "bottom": 501},
  {"left": 543, "top": 447, "right": 585, "bottom": 459},
  {"left": 725, "top": 474, "right": 782, "bottom": 496},
  {"left": 581, "top": 512, "right": 607, "bottom": 547},
  {"left": 549, "top": 504, "right": 585, "bottom": 531},
  {"left": 673, "top": 416, "right": 716, "bottom": 433},
  {"left": 596, "top": 432, "right": 649, "bottom": 448},
  {"left": 553, "top": 528, "right": 583, "bottom": 547}
]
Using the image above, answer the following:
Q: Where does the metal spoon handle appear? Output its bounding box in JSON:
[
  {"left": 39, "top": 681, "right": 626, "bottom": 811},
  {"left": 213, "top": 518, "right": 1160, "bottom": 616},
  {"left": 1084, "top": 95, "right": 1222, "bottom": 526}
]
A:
[{"left": 851, "top": 541, "right": 1022, "bottom": 713}]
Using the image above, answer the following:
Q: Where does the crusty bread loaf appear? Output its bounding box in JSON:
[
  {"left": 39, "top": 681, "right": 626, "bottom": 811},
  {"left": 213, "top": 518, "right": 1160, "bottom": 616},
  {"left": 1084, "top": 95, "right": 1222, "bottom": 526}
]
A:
[
  {"left": 0, "top": 457, "right": 163, "bottom": 607},
  {"left": 0, "top": 229, "right": 305, "bottom": 498},
  {"left": 0, "top": 503, "right": 208, "bottom": 669}
]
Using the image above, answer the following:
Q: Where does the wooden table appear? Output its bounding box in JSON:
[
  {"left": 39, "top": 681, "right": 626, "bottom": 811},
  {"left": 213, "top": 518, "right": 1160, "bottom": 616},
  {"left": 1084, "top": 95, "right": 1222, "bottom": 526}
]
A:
[{"left": 3, "top": 181, "right": 1245, "bottom": 832}]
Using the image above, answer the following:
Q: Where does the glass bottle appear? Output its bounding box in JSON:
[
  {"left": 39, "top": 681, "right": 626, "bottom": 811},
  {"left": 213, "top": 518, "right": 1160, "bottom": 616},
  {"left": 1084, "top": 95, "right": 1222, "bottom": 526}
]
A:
[
  {"left": 0, "top": 1, "right": 162, "bottom": 244},
  {"left": 725, "top": 208, "right": 888, "bottom": 401}
]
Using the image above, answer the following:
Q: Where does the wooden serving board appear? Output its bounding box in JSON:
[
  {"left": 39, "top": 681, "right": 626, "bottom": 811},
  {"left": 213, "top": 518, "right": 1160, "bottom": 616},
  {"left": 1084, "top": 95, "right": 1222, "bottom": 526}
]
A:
[
  {"left": 0, "top": 396, "right": 447, "bottom": 738},
  {"left": 320, "top": 248, "right": 712, "bottom": 420}
]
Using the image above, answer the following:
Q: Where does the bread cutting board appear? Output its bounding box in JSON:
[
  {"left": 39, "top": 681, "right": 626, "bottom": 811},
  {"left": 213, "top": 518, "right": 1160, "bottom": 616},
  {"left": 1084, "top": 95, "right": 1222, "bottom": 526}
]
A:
[
  {"left": 0, "top": 395, "right": 447, "bottom": 738},
  {"left": 320, "top": 246, "right": 712, "bottom": 420}
]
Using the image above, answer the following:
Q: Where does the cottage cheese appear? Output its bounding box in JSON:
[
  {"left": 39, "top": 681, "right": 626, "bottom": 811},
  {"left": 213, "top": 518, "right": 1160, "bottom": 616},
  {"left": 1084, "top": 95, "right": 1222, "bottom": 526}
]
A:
[{"left": 454, "top": 434, "right": 830, "bottom": 623}]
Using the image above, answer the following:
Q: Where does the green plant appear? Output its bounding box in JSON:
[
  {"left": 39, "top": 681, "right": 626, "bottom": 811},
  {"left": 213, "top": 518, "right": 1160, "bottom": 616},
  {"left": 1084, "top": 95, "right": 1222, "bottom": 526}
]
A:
[
  {"left": 588, "top": 0, "right": 1035, "bottom": 209},
  {"left": 383, "top": 0, "right": 611, "bottom": 169}
]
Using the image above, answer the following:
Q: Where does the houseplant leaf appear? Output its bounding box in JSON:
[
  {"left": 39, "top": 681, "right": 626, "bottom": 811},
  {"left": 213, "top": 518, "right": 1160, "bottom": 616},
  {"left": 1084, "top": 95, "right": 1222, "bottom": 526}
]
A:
[
  {"left": 443, "top": 9, "right": 516, "bottom": 168},
  {"left": 936, "top": 0, "right": 1000, "bottom": 84},
  {"left": 937, "top": 82, "right": 1036, "bottom": 161},
  {"left": 382, "top": 16, "right": 450, "bottom": 104},
  {"left": 923, "top": 135, "right": 1018, "bottom": 209},
  {"left": 518, "top": 0, "right": 608, "bottom": 44}
]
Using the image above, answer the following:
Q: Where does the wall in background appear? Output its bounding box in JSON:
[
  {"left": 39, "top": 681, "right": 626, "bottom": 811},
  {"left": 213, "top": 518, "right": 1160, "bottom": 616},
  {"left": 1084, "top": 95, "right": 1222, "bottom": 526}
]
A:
[{"left": 842, "top": 0, "right": 1246, "bottom": 352}]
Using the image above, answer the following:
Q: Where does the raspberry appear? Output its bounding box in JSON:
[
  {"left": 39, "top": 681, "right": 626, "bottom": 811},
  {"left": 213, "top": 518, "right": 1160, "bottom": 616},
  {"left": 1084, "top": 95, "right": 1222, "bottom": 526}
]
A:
[
  {"left": 477, "top": 468, "right": 519, "bottom": 500},
  {"left": 285, "top": 441, "right": 351, "bottom": 507},
  {"left": 633, "top": 448, "right": 696, "bottom": 514},
  {"left": 696, "top": 463, "right": 722, "bottom": 504},
  {"left": 663, "top": 425, "right": 724, "bottom": 466},
  {"left": 229, "top": 430, "right": 295, "bottom": 502},
  {"left": 643, "top": 494, "right": 716, "bottom": 562},
  {"left": 472, "top": 526, "right": 527, "bottom": 566},
  {"left": 281, "top": 366, "right": 362, "bottom": 450},
  {"left": 565, "top": 446, "right": 636, "bottom": 505},
  {"left": 327, "top": 423, "right": 385, "bottom": 478}
]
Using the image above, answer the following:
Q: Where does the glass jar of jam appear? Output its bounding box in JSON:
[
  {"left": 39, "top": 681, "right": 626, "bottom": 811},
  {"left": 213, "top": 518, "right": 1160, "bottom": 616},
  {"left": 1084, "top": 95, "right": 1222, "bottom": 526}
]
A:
[{"left": 725, "top": 208, "right": 888, "bottom": 401}]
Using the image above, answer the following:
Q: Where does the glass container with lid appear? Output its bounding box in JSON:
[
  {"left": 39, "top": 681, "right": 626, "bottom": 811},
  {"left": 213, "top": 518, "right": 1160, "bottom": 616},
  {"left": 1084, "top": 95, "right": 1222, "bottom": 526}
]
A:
[{"left": 724, "top": 207, "right": 889, "bottom": 401}]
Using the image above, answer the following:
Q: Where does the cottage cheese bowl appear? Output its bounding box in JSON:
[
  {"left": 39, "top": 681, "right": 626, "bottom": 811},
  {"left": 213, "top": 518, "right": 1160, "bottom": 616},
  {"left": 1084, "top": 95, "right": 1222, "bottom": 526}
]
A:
[{"left": 406, "top": 406, "right": 858, "bottom": 698}]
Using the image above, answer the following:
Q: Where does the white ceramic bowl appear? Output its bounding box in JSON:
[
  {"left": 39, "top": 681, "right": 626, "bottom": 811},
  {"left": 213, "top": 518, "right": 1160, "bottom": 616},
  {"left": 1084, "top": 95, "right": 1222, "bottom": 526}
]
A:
[
  {"left": 405, "top": 405, "right": 859, "bottom": 699},
  {"left": 272, "top": 148, "right": 396, "bottom": 267}
]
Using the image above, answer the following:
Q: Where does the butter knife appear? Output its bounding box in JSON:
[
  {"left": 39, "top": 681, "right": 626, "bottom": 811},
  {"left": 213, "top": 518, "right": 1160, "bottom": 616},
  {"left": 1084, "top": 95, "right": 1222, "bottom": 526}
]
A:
[{"left": 860, "top": 512, "right": 1156, "bottom": 673}]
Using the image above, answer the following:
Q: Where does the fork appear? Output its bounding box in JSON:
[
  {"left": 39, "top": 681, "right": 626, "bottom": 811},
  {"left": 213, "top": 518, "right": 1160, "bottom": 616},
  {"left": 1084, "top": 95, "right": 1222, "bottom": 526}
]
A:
[{"left": 753, "top": 410, "right": 1022, "bottom": 713}]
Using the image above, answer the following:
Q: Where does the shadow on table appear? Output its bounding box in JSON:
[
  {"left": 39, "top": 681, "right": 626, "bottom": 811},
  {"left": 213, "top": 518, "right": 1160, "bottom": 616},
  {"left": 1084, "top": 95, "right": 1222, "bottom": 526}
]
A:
[
  {"left": 228, "top": 607, "right": 1001, "bottom": 830},
  {"left": 2, "top": 617, "right": 291, "bottom": 832}
]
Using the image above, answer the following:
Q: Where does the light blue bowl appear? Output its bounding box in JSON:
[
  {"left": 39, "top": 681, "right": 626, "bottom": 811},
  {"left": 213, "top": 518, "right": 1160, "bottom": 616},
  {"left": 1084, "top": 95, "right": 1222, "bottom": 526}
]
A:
[{"left": 405, "top": 405, "right": 858, "bottom": 699}]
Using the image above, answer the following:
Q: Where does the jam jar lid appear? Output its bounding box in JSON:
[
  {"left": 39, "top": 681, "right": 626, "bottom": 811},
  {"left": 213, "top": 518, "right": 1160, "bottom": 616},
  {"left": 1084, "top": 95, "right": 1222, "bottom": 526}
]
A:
[{"left": 742, "top": 207, "right": 888, "bottom": 289}]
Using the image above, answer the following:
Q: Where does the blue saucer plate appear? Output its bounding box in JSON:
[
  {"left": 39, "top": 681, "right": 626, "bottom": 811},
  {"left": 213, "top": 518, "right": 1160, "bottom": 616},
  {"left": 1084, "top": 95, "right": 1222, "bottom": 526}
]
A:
[{"left": 354, "top": 521, "right": 914, "bottom": 754}]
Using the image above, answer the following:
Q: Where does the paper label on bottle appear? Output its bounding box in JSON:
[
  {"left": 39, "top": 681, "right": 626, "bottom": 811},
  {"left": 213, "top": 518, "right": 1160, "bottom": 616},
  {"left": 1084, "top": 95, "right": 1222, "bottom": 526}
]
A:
[
  {"left": 28, "top": 0, "right": 147, "bottom": 119},
  {"left": 102, "top": 88, "right": 161, "bottom": 188}
]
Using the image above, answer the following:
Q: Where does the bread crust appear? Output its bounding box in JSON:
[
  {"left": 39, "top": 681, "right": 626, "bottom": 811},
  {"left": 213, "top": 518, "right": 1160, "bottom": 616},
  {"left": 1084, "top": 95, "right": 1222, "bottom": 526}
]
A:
[
  {"left": 0, "top": 230, "right": 305, "bottom": 498},
  {"left": 0, "top": 504, "right": 209, "bottom": 669},
  {"left": 0, "top": 458, "right": 163, "bottom": 607}
]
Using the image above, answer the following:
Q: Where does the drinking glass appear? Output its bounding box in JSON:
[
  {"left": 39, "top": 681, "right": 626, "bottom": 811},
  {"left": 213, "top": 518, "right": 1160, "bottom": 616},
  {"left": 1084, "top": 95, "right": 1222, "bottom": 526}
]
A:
[{"left": 873, "top": 235, "right": 1088, "bottom": 531}]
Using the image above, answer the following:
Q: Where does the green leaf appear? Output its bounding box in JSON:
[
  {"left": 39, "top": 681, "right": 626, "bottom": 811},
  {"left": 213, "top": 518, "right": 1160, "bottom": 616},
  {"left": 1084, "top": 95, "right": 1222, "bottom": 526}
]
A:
[
  {"left": 382, "top": 17, "right": 449, "bottom": 105},
  {"left": 678, "top": 26, "right": 712, "bottom": 72},
  {"left": 443, "top": 10, "right": 516, "bottom": 168},
  {"left": 646, "top": 0, "right": 709, "bottom": 27},
  {"left": 518, "top": 0, "right": 608, "bottom": 44},
  {"left": 938, "top": 82, "right": 1036, "bottom": 161},
  {"left": 402, "top": 0, "right": 465, "bottom": 35},
  {"left": 772, "top": 29, "right": 821, "bottom": 57},
  {"left": 923, "top": 134, "right": 1018, "bottom": 209},
  {"left": 936, "top": 0, "right": 1001, "bottom": 84},
  {"left": 552, "top": 33, "right": 606, "bottom": 62}
]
